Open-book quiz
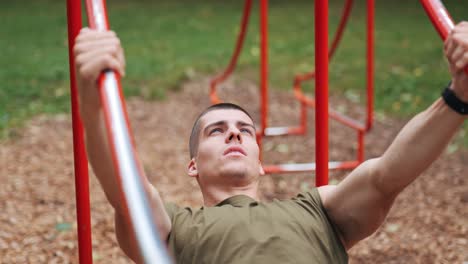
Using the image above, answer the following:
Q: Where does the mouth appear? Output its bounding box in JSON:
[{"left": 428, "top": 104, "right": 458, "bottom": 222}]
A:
[{"left": 223, "top": 146, "right": 247, "bottom": 156}]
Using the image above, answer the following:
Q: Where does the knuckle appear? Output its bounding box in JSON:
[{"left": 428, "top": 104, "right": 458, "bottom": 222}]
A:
[
  {"left": 79, "top": 68, "right": 89, "bottom": 80},
  {"left": 110, "top": 44, "right": 119, "bottom": 54},
  {"left": 103, "top": 54, "right": 113, "bottom": 65},
  {"left": 75, "top": 54, "right": 84, "bottom": 66},
  {"left": 72, "top": 45, "right": 80, "bottom": 56},
  {"left": 111, "top": 38, "right": 121, "bottom": 48}
]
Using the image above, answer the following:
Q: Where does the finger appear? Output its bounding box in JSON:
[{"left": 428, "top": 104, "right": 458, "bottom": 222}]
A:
[
  {"left": 76, "top": 45, "right": 123, "bottom": 71},
  {"left": 74, "top": 37, "right": 121, "bottom": 58},
  {"left": 77, "top": 28, "right": 116, "bottom": 40},
  {"left": 449, "top": 45, "right": 465, "bottom": 64},
  {"left": 453, "top": 21, "right": 468, "bottom": 34},
  {"left": 454, "top": 53, "right": 468, "bottom": 72},
  {"left": 117, "top": 46, "right": 126, "bottom": 76},
  {"left": 75, "top": 29, "right": 117, "bottom": 47},
  {"left": 445, "top": 34, "right": 456, "bottom": 57},
  {"left": 79, "top": 53, "right": 122, "bottom": 82}
]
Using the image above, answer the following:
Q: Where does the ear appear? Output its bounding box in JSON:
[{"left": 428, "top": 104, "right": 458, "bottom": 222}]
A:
[
  {"left": 188, "top": 158, "right": 199, "bottom": 178},
  {"left": 258, "top": 161, "right": 265, "bottom": 176}
]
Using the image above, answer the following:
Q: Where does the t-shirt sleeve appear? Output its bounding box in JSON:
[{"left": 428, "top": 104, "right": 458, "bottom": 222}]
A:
[
  {"left": 294, "top": 188, "right": 348, "bottom": 256},
  {"left": 295, "top": 188, "right": 341, "bottom": 231},
  {"left": 163, "top": 202, "right": 195, "bottom": 259},
  {"left": 164, "top": 202, "right": 181, "bottom": 221}
]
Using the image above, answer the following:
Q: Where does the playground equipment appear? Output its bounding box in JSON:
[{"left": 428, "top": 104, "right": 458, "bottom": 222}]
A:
[
  {"left": 421, "top": 0, "right": 455, "bottom": 40},
  {"left": 65, "top": 0, "right": 460, "bottom": 263},
  {"left": 209, "top": 0, "right": 375, "bottom": 185},
  {"left": 421, "top": 0, "right": 468, "bottom": 74},
  {"left": 66, "top": 0, "right": 170, "bottom": 263}
]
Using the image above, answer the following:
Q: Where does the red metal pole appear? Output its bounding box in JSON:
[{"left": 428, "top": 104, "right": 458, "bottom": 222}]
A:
[
  {"left": 420, "top": 0, "right": 454, "bottom": 40},
  {"left": 420, "top": 0, "right": 467, "bottom": 74},
  {"left": 366, "top": 0, "right": 374, "bottom": 131},
  {"left": 358, "top": 131, "right": 364, "bottom": 162},
  {"left": 315, "top": 0, "right": 329, "bottom": 186},
  {"left": 260, "top": 0, "right": 268, "bottom": 137},
  {"left": 210, "top": 0, "right": 253, "bottom": 104},
  {"left": 65, "top": 0, "right": 93, "bottom": 263}
]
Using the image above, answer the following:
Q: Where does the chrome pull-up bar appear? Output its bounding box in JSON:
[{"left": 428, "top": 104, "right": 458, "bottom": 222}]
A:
[{"left": 66, "top": 0, "right": 171, "bottom": 263}]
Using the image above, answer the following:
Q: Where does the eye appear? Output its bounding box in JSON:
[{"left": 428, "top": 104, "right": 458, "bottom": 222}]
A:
[
  {"left": 209, "top": 128, "right": 223, "bottom": 135},
  {"left": 240, "top": 128, "right": 253, "bottom": 135}
]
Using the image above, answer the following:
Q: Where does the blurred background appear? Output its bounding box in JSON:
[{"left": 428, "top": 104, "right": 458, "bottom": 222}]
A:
[
  {"left": 1, "top": 0, "right": 467, "bottom": 144},
  {"left": 0, "top": 0, "right": 467, "bottom": 263}
]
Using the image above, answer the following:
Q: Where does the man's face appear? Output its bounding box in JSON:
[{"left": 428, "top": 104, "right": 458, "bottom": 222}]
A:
[{"left": 188, "top": 109, "right": 264, "bottom": 187}]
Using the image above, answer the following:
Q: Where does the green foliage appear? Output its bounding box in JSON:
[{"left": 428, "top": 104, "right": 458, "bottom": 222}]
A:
[{"left": 0, "top": 0, "right": 467, "bottom": 144}]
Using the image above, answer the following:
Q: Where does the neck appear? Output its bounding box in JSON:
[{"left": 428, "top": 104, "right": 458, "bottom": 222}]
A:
[{"left": 201, "top": 181, "right": 259, "bottom": 206}]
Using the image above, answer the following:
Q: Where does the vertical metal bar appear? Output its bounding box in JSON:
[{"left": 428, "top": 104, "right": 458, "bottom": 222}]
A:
[
  {"left": 260, "top": 0, "right": 268, "bottom": 137},
  {"left": 366, "top": 0, "right": 374, "bottom": 131},
  {"left": 358, "top": 131, "right": 364, "bottom": 163},
  {"left": 65, "top": 0, "right": 93, "bottom": 263},
  {"left": 300, "top": 101, "right": 308, "bottom": 134},
  {"left": 315, "top": 0, "right": 329, "bottom": 186}
]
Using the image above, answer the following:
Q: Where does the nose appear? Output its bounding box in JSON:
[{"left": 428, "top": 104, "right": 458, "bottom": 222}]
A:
[{"left": 225, "top": 126, "right": 242, "bottom": 144}]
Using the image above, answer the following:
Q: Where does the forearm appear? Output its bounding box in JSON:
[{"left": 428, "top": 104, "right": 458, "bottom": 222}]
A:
[
  {"left": 375, "top": 98, "right": 464, "bottom": 195},
  {"left": 325, "top": 99, "right": 464, "bottom": 248},
  {"left": 82, "top": 108, "right": 171, "bottom": 242},
  {"left": 74, "top": 29, "right": 171, "bottom": 258},
  {"left": 82, "top": 108, "right": 125, "bottom": 211}
]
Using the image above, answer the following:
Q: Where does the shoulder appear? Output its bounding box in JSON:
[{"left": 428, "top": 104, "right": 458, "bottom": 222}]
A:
[
  {"left": 287, "top": 186, "right": 337, "bottom": 216},
  {"left": 317, "top": 185, "right": 338, "bottom": 208},
  {"left": 164, "top": 202, "right": 198, "bottom": 222}
]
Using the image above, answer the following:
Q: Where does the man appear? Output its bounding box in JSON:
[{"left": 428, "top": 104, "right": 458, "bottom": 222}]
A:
[{"left": 73, "top": 22, "right": 468, "bottom": 263}]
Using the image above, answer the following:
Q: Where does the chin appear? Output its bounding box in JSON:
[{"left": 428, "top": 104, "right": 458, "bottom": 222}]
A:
[
  {"left": 217, "top": 158, "right": 259, "bottom": 181},
  {"left": 219, "top": 165, "right": 250, "bottom": 180},
  {"left": 221, "top": 169, "right": 247, "bottom": 179}
]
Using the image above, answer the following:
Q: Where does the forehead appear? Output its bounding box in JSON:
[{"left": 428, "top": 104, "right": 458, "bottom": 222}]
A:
[{"left": 200, "top": 109, "right": 254, "bottom": 128}]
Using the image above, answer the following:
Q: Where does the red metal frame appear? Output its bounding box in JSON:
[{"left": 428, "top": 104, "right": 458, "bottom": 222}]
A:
[
  {"left": 420, "top": 0, "right": 454, "bottom": 40},
  {"left": 287, "top": 0, "right": 355, "bottom": 137},
  {"left": 209, "top": 0, "right": 358, "bottom": 136},
  {"left": 314, "top": 0, "right": 329, "bottom": 186},
  {"left": 209, "top": 0, "right": 375, "bottom": 178},
  {"left": 65, "top": 0, "right": 93, "bottom": 263},
  {"left": 281, "top": 0, "right": 374, "bottom": 172},
  {"left": 420, "top": 0, "right": 468, "bottom": 75},
  {"left": 210, "top": 0, "right": 253, "bottom": 104},
  {"left": 260, "top": 0, "right": 269, "bottom": 138}
]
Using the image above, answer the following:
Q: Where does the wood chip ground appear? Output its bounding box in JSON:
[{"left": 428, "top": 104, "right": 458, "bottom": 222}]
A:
[{"left": 0, "top": 76, "right": 466, "bottom": 263}]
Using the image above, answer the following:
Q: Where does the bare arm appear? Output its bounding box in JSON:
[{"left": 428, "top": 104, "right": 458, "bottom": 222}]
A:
[
  {"left": 73, "top": 28, "right": 171, "bottom": 262},
  {"left": 320, "top": 22, "right": 468, "bottom": 249}
]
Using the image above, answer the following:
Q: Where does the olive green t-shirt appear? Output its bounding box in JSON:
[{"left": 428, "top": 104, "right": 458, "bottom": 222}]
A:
[{"left": 165, "top": 188, "right": 348, "bottom": 263}]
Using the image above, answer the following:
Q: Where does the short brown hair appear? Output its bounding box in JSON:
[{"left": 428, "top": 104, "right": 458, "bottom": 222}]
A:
[{"left": 189, "top": 103, "right": 254, "bottom": 159}]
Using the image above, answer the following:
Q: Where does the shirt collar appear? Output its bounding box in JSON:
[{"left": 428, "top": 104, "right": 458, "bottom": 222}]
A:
[{"left": 216, "top": 195, "right": 258, "bottom": 207}]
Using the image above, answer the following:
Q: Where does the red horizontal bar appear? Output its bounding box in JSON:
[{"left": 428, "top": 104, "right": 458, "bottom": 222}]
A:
[
  {"left": 294, "top": 89, "right": 366, "bottom": 131},
  {"left": 263, "top": 160, "right": 360, "bottom": 174}
]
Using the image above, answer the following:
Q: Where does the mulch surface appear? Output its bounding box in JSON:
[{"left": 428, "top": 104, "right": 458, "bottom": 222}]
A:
[{"left": 0, "top": 76, "right": 467, "bottom": 263}]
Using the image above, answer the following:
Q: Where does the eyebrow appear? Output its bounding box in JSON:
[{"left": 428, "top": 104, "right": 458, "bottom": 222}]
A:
[{"left": 203, "top": 120, "right": 256, "bottom": 135}]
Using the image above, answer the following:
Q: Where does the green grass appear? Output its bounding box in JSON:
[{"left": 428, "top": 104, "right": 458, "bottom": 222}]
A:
[{"left": 0, "top": 0, "right": 467, "bottom": 144}]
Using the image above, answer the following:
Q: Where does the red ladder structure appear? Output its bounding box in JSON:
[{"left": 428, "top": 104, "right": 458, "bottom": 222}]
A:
[
  {"left": 209, "top": 0, "right": 375, "bottom": 186},
  {"left": 65, "top": 0, "right": 460, "bottom": 262}
]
